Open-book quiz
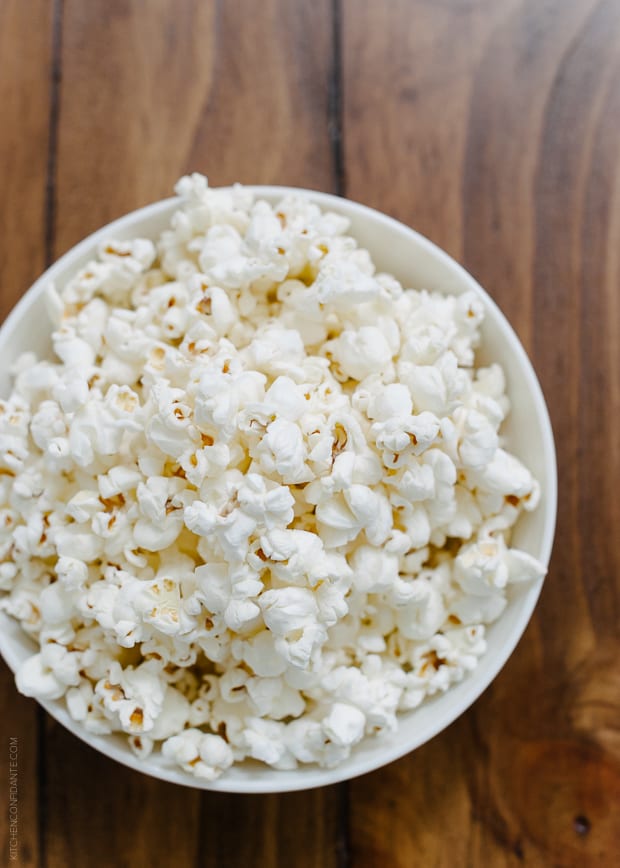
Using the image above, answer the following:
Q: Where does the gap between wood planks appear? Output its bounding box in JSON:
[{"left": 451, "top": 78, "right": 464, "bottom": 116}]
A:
[
  {"left": 40, "top": 1, "right": 63, "bottom": 865},
  {"left": 330, "top": 3, "right": 351, "bottom": 865},
  {"left": 329, "top": 0, "right": 345, "bottom": 198}
]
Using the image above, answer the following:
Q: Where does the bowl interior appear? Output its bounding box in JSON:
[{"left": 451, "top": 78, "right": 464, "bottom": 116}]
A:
[{"left": 0, "top": 189, "right": 556, "bottom": 792}]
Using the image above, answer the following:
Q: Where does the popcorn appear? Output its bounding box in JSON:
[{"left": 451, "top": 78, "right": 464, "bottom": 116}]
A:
[
  {"left": 95, "top": 661, "right": 165, "bottom": 734},
  {"left": 313, "top": 258, "right": 380, "bottom": 306},
  {"left": 233, "top": 630, "right": 287, "bottom": 677},
  {"left": 1, "top": 174, "right": 545, "bottom": 780},
  {"left": 16, "top": 646, "right": 80, "bottom": 700},
  {"left": 236, "top": 473, "right": 295, "bottom": 529},
  {"left": 259, "top": 418, "right": 310, "bottom": 483},
  {"left": 326, "top": 326, "right": 393, "bottom": 381},
  {"left": 148, "top": 686, "right": 190, "bottom": 740},
  {"left": 322, "top": 702, "right": 366, "bottom": 747},
  {"left": 15, "top": 658, "right": 61, "bottom": 701},
  {"left": 162, "top": 729, "right": 233, "bottom": 780},
  {"left": 242, "top": 717, "right": 295, "bottom": 768},
  {"left": 260, "top": 587, "right": 318, "bottom": 635},
  {"left": 454, "top": 538, "right": 510, "bottom": 595},
  {"left": 245, "top": 675, "right": 305, "bottom": 719},
  {"left": 395, "top": 575, "right": 448, "bottom": 641},
  {"left": 349, "top": 545, "right": 399, "bottom": 594}
]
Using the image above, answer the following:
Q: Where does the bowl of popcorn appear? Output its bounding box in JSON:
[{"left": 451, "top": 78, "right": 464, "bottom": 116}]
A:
[{"left": 0, "top": 175, "right": 556, "bottom": 792}]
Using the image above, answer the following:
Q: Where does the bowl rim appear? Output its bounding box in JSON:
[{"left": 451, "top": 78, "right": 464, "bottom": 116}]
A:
[{"left": 0, "top": 186, "right": 557, "bottom": 792}]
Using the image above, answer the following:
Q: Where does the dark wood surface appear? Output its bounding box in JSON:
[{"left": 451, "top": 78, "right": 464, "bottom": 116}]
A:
[{"left": 1, "top": 1, "right": 619, "bottom": 865}]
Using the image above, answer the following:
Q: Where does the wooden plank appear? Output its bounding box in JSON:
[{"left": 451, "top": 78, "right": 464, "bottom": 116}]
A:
[
  {"left": 342, "top": 0, "right": 505, "bottom": 261},
  {"left": 53, "top": 0, "right": 217, "bottom": 253},
  {"left": 195, "top": 787, "right": 347, "bottom": 868},
  {"left": 42, "top": 723, "right": 202, "bottom": 868},
  {"left": 0, "top": 0, "right": 53, "bottom": 316},
  {"left": 46, "top": 2, "right": 339, "bottom": 867},
  {"left": 54, "top": 0, "right": 335, "bottom": 256},
  {"left": 530, "top": 4, "right": 620, "bottom": 856},
  {"left": 0, "top": 0, "right": 54, "bottom": 865},
  {"left": 342, "top": 0, "right": 620, "bottom": 866}
]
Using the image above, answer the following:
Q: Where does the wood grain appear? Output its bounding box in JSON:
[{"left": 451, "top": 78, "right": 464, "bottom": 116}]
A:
[
  {"left": 0, "top": 1, "right": 54, "bottom": 865},
  {"left": 195, "top": 787, "right": 346, "bottom": 868},
  {"left": 1, "top": 0, "right": 619, "bottom": 865},
  {"left": 0, "top": 0, "right": 54, "bottom": 317},
  {"left": 343, "top": 0, "right": 620, "bottom": 866},
  {"left": 54, "top": 0, "right": 335, "bottom": 257}
]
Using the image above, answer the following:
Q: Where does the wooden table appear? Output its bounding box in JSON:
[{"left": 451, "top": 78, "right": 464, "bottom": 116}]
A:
[{"left": 1, "top": 1, "right": 619, "bottom": 865}]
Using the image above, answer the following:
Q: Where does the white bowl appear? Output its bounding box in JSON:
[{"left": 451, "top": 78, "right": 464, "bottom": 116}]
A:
[{"left": 0, "top": 188, "right": 557, "bottom": 792}]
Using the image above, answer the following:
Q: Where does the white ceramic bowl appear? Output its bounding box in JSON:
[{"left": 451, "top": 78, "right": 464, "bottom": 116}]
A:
[{"left": 0, "top": 188, "right": 556, "bottom": 792}]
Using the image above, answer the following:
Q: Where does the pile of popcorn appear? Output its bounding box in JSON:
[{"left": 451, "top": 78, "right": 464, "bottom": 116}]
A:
[{"left": 0, "top": 175, "right": 545, "bottom": 779}]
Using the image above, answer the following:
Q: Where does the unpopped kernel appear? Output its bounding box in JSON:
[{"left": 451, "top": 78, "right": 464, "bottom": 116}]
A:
[{"left": 0, "top": 175, "right": 545, "bottom": 779}]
